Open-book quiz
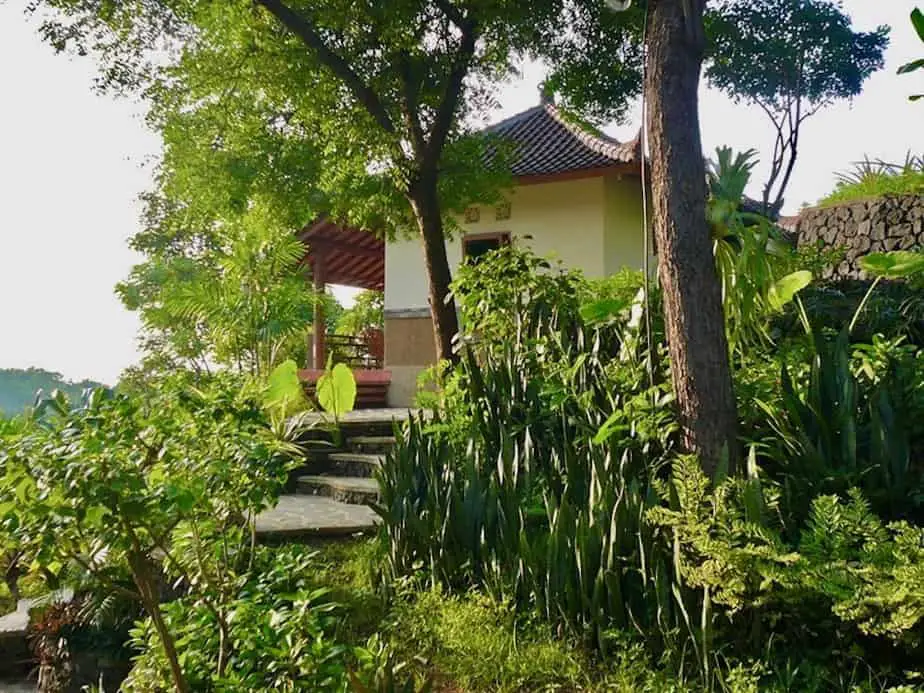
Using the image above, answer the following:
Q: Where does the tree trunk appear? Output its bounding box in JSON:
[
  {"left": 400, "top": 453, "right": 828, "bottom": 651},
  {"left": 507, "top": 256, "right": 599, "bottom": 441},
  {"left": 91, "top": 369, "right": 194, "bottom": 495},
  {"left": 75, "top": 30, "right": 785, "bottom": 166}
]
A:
[
  {"left": 128, "top": 551, "right": 189, "bottom": 693},
  {"left": 408, "top": 177, "right": 460, "bottom": 365},
  {"left": 645, "top": 0, "right": 739, "bottom": 476}
]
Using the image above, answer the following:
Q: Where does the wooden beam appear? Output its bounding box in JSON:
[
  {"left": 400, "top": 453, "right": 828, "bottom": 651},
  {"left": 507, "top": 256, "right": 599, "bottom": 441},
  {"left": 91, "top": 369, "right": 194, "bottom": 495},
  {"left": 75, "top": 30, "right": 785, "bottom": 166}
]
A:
[
  {"left": 312, "top": 255, "right": 326, "bottom": 369},
  {"left": 305, "top": 237, "right": 383, "bottom": 259},
  {"left": 514, "top": 163, "right": 640, "bottom": 186}
]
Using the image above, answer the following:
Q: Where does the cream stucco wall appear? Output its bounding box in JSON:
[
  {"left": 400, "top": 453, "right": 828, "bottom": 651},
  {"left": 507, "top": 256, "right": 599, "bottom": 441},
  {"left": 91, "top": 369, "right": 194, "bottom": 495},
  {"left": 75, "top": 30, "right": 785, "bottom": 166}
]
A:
[
  {"left": 383, "top": 172, "right": 650, "bottom": 406},
  {"left": 603, "top": 175, "right": 650, "bottom": 275},
  {"left": 385, "top": 176, "right": 619, "bottom": 311}
]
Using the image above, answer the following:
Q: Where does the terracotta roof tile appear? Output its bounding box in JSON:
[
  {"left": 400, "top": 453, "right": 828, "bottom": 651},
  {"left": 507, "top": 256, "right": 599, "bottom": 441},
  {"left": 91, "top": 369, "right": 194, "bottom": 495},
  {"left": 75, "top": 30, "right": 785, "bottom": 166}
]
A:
[{"left": 481, "top": 104, "right": 641, "bottom": 177}]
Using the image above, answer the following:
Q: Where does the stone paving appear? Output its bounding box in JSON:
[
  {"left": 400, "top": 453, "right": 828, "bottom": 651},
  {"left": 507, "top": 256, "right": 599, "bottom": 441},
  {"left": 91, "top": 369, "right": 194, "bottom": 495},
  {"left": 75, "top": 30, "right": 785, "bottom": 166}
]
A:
[
  {"left": 255, "top": 495, "right": 379, "bottom": 539},
  {"left": 289, "top": 407, "right": 423, "bottom": 428}
]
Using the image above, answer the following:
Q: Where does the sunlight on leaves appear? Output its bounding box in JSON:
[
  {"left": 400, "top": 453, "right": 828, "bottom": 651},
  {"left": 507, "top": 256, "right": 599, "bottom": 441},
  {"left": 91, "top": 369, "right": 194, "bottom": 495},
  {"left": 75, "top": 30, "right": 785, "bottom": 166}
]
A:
[{"left": 316, "top": 363, "right": 357, "bottom": 417}]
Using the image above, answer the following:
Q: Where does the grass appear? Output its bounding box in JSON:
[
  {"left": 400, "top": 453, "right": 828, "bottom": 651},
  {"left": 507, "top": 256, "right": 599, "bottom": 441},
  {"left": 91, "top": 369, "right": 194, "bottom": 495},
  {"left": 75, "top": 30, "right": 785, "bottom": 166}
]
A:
[
  {"left": 819, "top": 155, "right": 924, "bottom": 206},
  {"left": 305, "top": 539, "right": 923, "bottom": 693},
  {"left": 305, "top": 538, "right": 695, "bottom": 693}
]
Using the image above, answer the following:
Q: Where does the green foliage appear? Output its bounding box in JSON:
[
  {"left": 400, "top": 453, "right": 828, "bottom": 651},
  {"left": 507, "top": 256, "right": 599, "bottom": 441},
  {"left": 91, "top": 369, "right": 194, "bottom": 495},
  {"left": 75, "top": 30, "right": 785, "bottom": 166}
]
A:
[
  {"left": 121, "top": 211, "right": 318, "bottom": 378},
  {"left": 820, "top": 155, "right": 924, "bottom": 205},
  {"left": 382, "top": 589, "right": 591, "bottom": 692},
  {"left": 317, "top": 363, "right": 358, "bottom": 418},
  {"left": 379, "top": 245, "right": 679, "bottom": 654},
  {"left": 897, "top": 8, "right": 924, "bottom": 101},
  {"left": 265, "top": 358, "right": 311, "bottom": 421},
  {"left": 707, "top": 147, "right": 808, "bottom": 355},
  {"left": 337, "top": 291, "right": 384, "bottom": 337},
  {"left": 0, "top": 375, "right": 299, "bottom": 691},
  {"left": 378, "top": 241, "right": 924, "bottom": 690},
  {"left": 757, "top": 326, "right": 924, "bottom": 529},
  {"left": 862, "top": 250, "right": 924, "bottom": 279},
  {"left": 124, "top": 546, "right": 349, "bottom": 692}
]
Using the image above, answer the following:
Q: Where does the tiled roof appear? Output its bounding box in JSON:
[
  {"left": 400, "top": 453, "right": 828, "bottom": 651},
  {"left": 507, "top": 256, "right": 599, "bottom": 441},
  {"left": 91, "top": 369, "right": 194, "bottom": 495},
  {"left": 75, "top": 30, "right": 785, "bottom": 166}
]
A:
[{"left": 481, "top": 104, "right": 641, "bottom": 178}]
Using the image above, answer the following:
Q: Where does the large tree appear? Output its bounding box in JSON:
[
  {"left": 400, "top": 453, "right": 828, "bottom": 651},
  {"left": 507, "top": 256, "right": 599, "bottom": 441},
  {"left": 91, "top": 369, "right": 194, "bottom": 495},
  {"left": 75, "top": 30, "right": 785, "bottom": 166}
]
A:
[
  {"left": 32, "top": 0, "right": 743, "bottom": 471},
  {"left": 706, "top": 0, "right": 888, "bottom": 215},
  {"left": 30, "top": 0, "right": 553, "bottom": 364},
  {"left": 545, "top": 0, "right": 738, "bottom": 473},
  {"left": 644, "top": 0, "right": 739, "bottom": 473}
]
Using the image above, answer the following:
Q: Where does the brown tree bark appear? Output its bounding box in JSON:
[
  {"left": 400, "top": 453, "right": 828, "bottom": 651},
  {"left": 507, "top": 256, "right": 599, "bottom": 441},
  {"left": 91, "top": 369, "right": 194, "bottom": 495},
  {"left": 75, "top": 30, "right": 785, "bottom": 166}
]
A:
[
  {"left": 408, "top": 176, "right": 461, "bottom": 365},
  {"left": 645, "top": 0, "right": 739, "bottom": 476}
]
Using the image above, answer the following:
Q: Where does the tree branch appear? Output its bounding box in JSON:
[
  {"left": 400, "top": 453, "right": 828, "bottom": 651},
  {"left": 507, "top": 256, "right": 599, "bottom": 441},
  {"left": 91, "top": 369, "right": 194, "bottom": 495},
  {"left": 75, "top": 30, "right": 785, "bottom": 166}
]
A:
[
  {"left": 426, "top": 12, "right": 478, "bottom": 166},
  {"left": 396, "top": 52, "right": 427, "bottom": 159},
  {"left": 253, "top": 0, "right": 396, "bottom": 135},
  {"left": 432, "top": 0, "right": 467, "bottom": 29}
]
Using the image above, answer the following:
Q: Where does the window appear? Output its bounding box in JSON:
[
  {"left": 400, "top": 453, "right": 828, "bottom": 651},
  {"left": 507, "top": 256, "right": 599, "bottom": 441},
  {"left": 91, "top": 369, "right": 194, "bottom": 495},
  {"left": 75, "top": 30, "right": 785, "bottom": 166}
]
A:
[{"left": 462, "top": 232, "right": 510, "bottom": 264}]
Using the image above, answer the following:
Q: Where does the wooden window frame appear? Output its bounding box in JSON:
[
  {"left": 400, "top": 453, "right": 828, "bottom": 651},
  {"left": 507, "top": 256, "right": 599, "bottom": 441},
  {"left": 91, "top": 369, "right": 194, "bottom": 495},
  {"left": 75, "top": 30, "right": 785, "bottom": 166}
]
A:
[{"left": 462, "top": 232, "right": 511, "bottom": 261}]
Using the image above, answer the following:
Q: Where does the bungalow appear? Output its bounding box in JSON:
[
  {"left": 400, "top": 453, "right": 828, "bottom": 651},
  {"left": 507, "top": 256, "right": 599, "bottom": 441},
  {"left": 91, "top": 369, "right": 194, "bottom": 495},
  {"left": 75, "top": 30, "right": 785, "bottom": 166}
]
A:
[{"left": 300, "top": 95, "right": 649, "bottom": 408}]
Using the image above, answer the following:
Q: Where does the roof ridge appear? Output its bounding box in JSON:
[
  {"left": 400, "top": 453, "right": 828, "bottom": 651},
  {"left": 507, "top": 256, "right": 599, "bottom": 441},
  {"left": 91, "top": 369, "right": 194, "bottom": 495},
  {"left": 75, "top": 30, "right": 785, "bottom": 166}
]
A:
[
  {"left": 481, "top": 104, "right": 545, "bottom": 134},
  {"left": 544, "top": 104, "right": 640, "bottom": 164}
]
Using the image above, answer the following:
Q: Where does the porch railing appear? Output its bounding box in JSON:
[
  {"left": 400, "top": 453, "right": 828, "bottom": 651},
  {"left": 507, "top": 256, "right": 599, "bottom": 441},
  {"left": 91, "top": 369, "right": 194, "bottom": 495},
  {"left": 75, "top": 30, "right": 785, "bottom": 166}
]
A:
[{"left": 310, "top": 330, "right": 384, "bottom": 370}]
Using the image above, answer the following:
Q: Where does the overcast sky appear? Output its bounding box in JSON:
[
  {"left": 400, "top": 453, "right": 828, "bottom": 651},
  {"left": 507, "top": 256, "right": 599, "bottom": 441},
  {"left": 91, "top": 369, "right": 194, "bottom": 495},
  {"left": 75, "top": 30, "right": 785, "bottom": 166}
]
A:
[{"left": 0, "top": 0, "right": 921, "bottom": 384}]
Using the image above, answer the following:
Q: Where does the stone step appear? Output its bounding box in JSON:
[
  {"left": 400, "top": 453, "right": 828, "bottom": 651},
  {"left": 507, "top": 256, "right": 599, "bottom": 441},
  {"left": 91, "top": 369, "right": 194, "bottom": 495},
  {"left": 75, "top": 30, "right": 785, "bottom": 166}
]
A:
[
  {"left": 326, "top": 452, "right": 385, "bottom": 477},
  {"left": 289, "top": 409, "right": 418, "bottom": 441},
  {"left": 255, "top": 495, "right": 378, "bottom": 541},
  {"left": 347, "top": 435, "right": 397, "bottom": 454},
  {"left": 297, "top": 475, "right": 380, "bottom": 505}
]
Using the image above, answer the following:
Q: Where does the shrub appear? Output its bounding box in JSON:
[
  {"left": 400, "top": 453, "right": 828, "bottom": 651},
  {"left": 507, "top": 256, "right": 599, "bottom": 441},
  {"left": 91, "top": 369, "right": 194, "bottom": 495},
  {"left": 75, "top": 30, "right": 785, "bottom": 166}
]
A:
[
  {"left": 0, "top": 374, "right": 299, "bottom": 692},
  {"left": 380, "top": 243, "right": 924, "bottom": 690},
  {"left": 820, "top": 155, "right": 924, "bottom": 206},
  {"left": 124, "top": 546, "right": 350, "bottom": 692}
]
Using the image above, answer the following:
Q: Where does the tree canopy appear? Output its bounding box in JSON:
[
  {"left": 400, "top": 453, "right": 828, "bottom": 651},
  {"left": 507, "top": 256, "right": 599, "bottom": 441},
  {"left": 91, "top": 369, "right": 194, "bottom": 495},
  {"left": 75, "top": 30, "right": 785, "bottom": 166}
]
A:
[
  {"left": 30, "top": 0, "right": 564, "bottom": 363},
  {"left": 705, "top": 0, "right": 889, "bottom": 213}
]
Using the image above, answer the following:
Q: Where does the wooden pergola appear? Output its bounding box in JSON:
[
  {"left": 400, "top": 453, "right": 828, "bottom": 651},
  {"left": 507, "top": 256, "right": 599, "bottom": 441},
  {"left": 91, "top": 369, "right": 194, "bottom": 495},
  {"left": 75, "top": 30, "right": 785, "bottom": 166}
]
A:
[{"left": 297, "top": 216, "right": 385, "bottom": 371}]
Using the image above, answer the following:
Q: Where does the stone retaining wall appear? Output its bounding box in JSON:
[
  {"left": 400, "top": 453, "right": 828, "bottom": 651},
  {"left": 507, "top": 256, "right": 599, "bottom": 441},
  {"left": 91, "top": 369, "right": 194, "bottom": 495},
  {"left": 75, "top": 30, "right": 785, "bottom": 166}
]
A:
[{"left": 795, "top": 194, "right": 924, "bottom": 279}]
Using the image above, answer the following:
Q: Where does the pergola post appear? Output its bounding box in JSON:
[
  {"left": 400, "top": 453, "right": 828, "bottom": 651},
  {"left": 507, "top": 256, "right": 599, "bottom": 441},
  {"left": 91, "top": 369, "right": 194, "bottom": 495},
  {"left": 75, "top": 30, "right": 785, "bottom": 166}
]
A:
[{"left": 312, "top": 253, "right": 326, "bottom": 369}]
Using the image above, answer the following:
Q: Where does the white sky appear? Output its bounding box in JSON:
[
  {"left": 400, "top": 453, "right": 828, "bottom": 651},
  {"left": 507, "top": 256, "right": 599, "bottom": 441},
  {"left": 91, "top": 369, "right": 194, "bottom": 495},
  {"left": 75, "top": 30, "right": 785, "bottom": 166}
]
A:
[{"left": 0, "top": 0, "right": 921, "bottom": 384}]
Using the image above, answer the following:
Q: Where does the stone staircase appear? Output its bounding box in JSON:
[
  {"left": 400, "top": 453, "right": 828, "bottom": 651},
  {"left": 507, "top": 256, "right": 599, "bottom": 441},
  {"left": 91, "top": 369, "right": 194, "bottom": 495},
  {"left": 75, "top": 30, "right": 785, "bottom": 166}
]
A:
[
  {"left": 295, "top": 432, "right": 395, "bottom": 504},
  {"left": 255, "top": 410, "right": 411, "bottom": 541}
]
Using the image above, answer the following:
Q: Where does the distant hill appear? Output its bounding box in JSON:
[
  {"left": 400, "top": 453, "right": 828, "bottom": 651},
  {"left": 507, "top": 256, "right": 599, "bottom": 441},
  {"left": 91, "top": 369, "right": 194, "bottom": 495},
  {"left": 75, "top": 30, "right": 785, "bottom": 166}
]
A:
[{"left": 0, "top": 368, "right": 107, "bottom": 415}]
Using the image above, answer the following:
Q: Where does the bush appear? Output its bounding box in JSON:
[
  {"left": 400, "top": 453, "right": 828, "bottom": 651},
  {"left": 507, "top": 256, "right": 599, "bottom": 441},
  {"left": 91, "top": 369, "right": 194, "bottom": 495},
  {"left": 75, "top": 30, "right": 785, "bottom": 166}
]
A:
[
  {"left": 124, "top": 546, "right": 350, "bottom": 692},
  {"left": 379, "top": 243, "right": 924, "bottom": 690},
  {"left": 820, "top": 155, "right": 924, "bottom": 206}
]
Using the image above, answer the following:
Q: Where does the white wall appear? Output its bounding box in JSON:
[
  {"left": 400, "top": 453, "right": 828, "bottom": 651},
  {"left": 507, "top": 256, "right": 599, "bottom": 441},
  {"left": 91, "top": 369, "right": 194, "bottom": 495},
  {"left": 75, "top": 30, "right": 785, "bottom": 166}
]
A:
[
  {"left": 603, "top": 175, "right": 650, "bottom": 275},
  {"left": 385, "top": 176, "right": 612, "bottom": 312}
]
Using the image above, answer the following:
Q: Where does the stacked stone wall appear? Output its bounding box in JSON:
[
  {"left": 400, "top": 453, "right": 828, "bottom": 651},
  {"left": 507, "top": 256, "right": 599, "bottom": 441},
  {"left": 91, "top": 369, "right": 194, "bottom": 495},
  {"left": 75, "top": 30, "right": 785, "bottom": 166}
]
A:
[{"left": 795, "top": 194, "right": 924, "bottom": 279}]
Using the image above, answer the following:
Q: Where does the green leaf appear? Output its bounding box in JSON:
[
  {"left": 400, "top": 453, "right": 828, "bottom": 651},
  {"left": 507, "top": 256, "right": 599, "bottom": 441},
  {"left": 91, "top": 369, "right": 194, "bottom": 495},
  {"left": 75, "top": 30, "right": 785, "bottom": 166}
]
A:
[
  {"left": 592, "top": 412, "right": 628, "bottom": 445},
  {"left": 265, "top": 359, "right": 309, "bottom": 417},
  {"left": 897, "top": 58, "right": 924, "bottom": 75},
  {"left": 84, "top": 506, "right": 109, "bottom": 525},
  {"left": 579, "top": 298, "right": 630, "bottom": 325},
  {"left": 767, "top": 270, "right": 812, "bottom": 311},
  {"left": 15, "top": 477, "right": 33, "bottom": 504},
  {"left": 316, "top": 363, "right": 357, "bottom": 417},
  {"left": 912, "top": 8, "right": 924, "bottom": 42},
  {"left": 859, "top": 251, "right": 924, "bottom": 279}
]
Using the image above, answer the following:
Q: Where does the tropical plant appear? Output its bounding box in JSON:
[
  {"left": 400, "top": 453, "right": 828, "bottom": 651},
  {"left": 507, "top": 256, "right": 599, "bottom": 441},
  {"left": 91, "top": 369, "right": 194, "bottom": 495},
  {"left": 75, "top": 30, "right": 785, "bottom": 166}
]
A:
[
  {"left": 898, "top": 8, "right": 924, "bottom": 101},
  {"left": 128, "top": 212, "right": 318, "bottom": 378},
  {"left": 0, "top": 376, "right": 299, "bottom": 692},
  {"left": 706, "top": 147, "right": 812, "bottom": 355},
  {"left": 821, "top": 153, "right": 924, "bottom": 205},
  {"left": 124, "top": 546, "right": 349, "bottom": 692},
  {"left": 377, "top": 252, "right": 680, "bottom": 654},
  {"left": 756, "top": 326, "right": 922, "bottom": 531}
]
